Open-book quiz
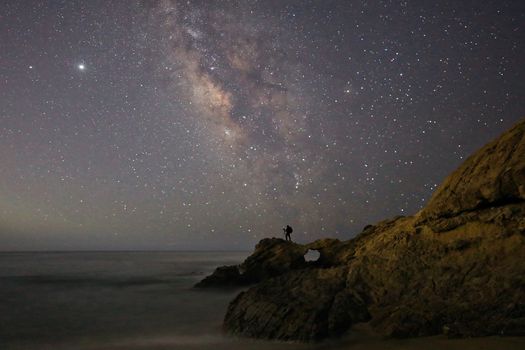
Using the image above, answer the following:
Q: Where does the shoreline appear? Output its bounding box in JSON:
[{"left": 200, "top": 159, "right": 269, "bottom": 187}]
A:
[{"left": 6, "top": 333, "right": 525, "bottom": 350}]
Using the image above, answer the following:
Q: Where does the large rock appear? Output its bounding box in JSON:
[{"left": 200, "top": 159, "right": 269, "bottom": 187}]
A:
[
  {"left": 195, "top": 238, "right": 307, "bottom": 288},
  {"left": 220, "top": 118, "right": 525, "bottom": 341},
  {"left": 418, "top": 119, "right": 525, "bottom": 222}
]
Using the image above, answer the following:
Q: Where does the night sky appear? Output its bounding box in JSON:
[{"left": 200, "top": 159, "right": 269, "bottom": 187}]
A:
[{"left": 1, "top": 1, "right": 524, "bottom": 250}]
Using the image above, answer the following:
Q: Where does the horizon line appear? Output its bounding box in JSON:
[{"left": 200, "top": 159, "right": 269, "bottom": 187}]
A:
[{"left": 0, "top": 249, "right": 252, "bottom": 253}]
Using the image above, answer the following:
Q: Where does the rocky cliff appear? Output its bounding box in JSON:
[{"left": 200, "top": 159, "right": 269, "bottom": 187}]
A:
[{"left": 198, "top": 119, "right": 525, "bottom": 341}]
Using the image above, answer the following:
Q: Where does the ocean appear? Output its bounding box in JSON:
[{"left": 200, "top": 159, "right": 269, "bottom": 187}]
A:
[{"left": 0, "top": 251, "right": 523, "bottom": 350}]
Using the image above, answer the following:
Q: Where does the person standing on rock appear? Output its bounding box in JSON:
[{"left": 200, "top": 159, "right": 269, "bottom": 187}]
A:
[{"left": 283, "top": 225, "right": 293, "bottom": 241}]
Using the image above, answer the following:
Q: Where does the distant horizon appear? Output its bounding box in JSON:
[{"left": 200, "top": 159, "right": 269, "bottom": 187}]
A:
[
  {"left": 0, "top": 230, "right": 330, "bottom": 251},
  {"left": 0, "top": 249, "right": 252, "bottom": 253}
]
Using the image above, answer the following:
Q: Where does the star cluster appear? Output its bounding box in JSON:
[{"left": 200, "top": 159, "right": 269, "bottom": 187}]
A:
[{"left": 0, "top": 0, "right": 524, "bottom": 250}]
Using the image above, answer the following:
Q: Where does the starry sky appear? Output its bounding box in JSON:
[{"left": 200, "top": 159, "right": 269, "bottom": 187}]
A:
[{"left": 1, "top": 0, "right": 524, "bottom": 251}]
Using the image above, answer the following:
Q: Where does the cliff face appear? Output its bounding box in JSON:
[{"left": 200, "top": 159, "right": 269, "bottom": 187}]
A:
[{"left": 199, "top": 119, "right": 525, "bottom": 341}]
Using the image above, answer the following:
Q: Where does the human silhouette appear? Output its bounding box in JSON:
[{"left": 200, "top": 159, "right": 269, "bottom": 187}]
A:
[{"left": 283, "top": 225, "right": 293, "bottom": 242}]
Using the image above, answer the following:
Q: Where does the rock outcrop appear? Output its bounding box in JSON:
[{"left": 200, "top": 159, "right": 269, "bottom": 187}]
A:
[
  {"left": 199, "top": 119, "right": 525, "bottom": 341},
  {"left": 195, "top": 238, "right": 307, "bottom": 288}
]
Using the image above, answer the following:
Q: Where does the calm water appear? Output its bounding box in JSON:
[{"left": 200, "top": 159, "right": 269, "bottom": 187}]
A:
[{"left": 0, "top": 252, "right": 523, "bottom": 350}]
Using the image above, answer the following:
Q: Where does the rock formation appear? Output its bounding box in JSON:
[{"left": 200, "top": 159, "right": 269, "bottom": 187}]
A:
[
  {"left": 418, "top": 118, "right": 525, "bottom": 221},
  {"left": 195, "top": 237, "right": 345, "bottom": 288},
  {"left": 198, "top": 118, "right": 525, "bottom": 341},
  {"left": 195, "top": 238, "right": 307, "bottom": 288}
]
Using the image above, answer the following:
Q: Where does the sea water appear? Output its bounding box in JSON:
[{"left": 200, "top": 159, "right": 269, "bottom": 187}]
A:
[{"left": 1, "top": 251, "right": 523, "bottom": 350}]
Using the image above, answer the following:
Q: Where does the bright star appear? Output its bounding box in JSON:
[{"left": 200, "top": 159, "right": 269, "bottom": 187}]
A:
[{"left": 78, "top": 63, "right": 86, "bottom": 71}]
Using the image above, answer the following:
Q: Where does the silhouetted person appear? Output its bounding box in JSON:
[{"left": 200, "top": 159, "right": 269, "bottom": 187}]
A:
[{"left": 283, "top": 225, "right": 293, "bottom": 241}]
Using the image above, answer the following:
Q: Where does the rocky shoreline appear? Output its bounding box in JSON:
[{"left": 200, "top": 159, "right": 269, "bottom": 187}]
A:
[{"left": 196, "top": 119, "right": 525, "bottom": 342}]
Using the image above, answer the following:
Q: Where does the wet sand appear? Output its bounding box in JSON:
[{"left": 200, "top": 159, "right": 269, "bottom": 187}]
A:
[{"left": 6, "top": 332, "right": 524, "bottom": 350}]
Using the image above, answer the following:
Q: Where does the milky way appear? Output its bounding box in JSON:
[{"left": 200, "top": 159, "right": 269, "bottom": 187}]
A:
[{"left": 0, "top": 0, "right": 524, "bottom": 250}]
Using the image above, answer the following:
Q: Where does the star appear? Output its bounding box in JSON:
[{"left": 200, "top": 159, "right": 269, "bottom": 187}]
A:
[{"left": 0, "top": 0, "right": 523, "bottom": 251}]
